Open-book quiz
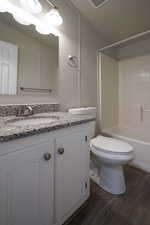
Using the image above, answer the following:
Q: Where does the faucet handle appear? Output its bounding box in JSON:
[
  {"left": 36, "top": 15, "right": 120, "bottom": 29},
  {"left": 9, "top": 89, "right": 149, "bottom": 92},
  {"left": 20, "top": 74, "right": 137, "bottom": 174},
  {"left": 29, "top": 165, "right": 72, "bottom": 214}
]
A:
[
  {"left": 16, "top": 105, "right": 33, "bottom": 117},
  {"left": 24, "top": 106, "right": 33, "bottom": 116}
]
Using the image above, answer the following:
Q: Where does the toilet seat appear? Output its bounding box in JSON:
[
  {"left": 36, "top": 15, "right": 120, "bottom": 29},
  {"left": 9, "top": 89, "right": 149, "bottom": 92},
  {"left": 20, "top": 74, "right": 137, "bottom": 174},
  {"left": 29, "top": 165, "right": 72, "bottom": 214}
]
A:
[
  {"left": 91, "top": 146, "right": 133, "bottom": 163},
  {"left": 90, "top": 135, "right": 133, "bottom": 155}
]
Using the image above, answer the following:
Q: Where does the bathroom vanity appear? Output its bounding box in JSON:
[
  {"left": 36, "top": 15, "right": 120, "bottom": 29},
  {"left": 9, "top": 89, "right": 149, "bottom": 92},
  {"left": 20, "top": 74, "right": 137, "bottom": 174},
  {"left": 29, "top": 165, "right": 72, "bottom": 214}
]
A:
[{"left": 0, "top": 106, "right": 95, "bottom": 225}]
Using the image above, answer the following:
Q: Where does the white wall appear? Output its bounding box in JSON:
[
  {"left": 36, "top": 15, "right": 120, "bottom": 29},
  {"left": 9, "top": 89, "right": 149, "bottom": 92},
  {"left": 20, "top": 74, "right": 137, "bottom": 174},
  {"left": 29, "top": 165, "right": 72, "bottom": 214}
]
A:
[
  {"left": 57, "top": 1, "right": 80, "bottom": 110},
  {"left": 117, "top": 37, "right": 150, "bottom": 126},
  {"left": 100, "top": 53, "right": 119, "bottom": 130},
  {"left": 80, "top": 17, "right": 105, "bottom": 107},
  {"left": 119, "top": 53, "right": 150, "bottom": 126}
]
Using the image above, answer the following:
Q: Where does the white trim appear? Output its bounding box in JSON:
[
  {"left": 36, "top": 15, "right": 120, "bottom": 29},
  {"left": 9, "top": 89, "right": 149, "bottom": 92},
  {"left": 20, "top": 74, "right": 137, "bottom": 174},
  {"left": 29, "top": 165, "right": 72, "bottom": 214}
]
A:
[
  {"left": 98, "top": 29, "right": 150, "bottom": 52},
  {"left": 77, "top": 12, "right": 81, "bottom": 106},
  {"left": 97, "top": 52, "right": 102, "bottom": 130}
]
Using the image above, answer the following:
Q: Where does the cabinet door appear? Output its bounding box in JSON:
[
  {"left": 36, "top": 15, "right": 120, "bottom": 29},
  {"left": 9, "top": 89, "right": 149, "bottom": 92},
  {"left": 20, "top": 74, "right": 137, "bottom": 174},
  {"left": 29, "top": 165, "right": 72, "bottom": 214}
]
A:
[
  {"left": 0, "top": 142, "right": 54, "bottom": 225},
  {"left": 55, "top": 131, "right": 90, "bottom": 223}
]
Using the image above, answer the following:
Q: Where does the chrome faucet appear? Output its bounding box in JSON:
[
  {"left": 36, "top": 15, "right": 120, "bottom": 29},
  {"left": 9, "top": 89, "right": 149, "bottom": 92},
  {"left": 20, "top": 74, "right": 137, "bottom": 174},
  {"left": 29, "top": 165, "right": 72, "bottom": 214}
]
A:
[{"left": 16, "top": 105, "right": 33, "bottom": 117}]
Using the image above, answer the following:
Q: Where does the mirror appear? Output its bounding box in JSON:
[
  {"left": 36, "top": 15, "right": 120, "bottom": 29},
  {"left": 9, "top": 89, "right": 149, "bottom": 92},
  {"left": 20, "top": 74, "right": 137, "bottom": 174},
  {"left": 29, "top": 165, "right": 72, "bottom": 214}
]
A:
[{"left": 0, "top": 12, "right": 58, "bottom": 96}]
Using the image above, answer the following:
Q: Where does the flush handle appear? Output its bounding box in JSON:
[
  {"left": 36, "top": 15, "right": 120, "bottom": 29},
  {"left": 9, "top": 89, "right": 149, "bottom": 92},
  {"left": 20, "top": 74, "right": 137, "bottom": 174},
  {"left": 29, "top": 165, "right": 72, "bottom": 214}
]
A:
[{"left": 58, "top": 148, "right": 65, "bottom": 155}]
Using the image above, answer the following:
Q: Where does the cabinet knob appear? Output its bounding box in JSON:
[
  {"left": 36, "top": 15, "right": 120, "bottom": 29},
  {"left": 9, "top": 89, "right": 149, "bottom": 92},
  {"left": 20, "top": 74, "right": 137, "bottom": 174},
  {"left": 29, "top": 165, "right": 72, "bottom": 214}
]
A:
[
  {"left": 44, "top": 153, "right": 51, "bottom": 161},
  {"left": 58, "top": 148, "right": 64, "bottom": 155}
]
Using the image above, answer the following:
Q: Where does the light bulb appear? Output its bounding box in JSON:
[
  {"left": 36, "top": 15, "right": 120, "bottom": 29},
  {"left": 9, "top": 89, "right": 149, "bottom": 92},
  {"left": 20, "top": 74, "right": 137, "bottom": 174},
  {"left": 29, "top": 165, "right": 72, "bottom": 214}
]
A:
[
  {"left": 13, "top": 14, "right": 31, "bottom": 25},
  {"left": 0, "top": 9, "right": 6, "bottom": 13},
  {"left": 20, "top": 0, "right": 42, "bottom": 14},
  {"left": 0, "top": 0, "right": 8, "bottom": 12},
  {"left": 12, "top": 9, "right": 34, "bottom": 26},
  {"left": 45, "top": 8, "right": 63, "bottom": 27},
  {"left": 0, "top": 7, "right": 6, "bottom": 13},
  {"left": 36, "top": 24, "right": 51, "bottom": 35}
]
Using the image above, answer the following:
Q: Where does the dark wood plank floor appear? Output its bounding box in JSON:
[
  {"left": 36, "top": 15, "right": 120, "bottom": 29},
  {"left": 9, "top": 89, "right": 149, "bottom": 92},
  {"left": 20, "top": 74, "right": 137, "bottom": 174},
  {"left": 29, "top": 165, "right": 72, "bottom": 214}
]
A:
[{"left": 64, "top": 166, "right": 150, "bottom": 225}]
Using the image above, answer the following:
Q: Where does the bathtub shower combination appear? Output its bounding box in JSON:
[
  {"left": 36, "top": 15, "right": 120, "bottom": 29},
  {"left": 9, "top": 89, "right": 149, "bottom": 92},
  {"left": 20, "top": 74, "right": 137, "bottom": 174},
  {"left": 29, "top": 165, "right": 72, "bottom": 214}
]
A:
[{"left": 97, "top": 31, "right": 150, "bottom": 180}]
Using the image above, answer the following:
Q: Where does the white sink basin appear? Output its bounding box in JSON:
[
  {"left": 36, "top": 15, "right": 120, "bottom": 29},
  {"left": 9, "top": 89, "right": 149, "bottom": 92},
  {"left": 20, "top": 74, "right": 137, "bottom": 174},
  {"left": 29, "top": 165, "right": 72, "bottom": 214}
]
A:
[{"left": 6, "top": 116, "right": 59, "bottom": 126}]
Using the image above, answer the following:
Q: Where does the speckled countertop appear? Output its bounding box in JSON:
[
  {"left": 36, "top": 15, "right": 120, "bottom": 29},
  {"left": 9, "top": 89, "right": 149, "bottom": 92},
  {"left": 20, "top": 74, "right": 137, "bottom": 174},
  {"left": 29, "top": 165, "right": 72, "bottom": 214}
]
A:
[{"left": 0, "top": 112, "right": 95, "bottom": 143}]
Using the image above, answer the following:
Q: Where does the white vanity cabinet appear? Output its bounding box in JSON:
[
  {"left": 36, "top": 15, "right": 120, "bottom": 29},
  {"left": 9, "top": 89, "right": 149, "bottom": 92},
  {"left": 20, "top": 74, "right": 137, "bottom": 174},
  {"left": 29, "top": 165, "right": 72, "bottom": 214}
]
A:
[
  {"left": 0, "top": 141, "right": 54, "bottom": 225},
  {"left": 0, "top": 123, "right": 92, "bottom": 225},
  {"left": 55, "top": 131, "right": 89, "bottom": 224}
]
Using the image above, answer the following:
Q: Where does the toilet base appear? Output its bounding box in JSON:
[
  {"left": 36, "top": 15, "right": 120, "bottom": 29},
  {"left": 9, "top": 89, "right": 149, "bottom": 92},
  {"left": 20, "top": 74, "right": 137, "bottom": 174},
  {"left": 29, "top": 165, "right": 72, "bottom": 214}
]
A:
[{"left": 98, "top": 165, "right": 126, "bottom": 195}]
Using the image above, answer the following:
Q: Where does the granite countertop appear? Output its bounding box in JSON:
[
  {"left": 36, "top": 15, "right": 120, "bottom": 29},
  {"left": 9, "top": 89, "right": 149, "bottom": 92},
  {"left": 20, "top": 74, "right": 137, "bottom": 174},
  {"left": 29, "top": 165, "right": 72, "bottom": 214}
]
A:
[{"left": 0, "top": 112, "right": 95, "bottom": 143}]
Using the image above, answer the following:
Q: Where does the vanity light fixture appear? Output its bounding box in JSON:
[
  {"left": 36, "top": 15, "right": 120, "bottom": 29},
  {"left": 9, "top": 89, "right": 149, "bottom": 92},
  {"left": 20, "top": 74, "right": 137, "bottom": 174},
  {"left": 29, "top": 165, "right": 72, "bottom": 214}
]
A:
[
  {"left": 35, "top": 24, "right": 53, "bottom": 35},
  {"left": 0, "top": 5, "right": 7, "bottom": 13},
  {"left": 13, "top": 14, "right": 32, "bottom": 25},
  {"left": 20, "top": 0, "right": 42, "bottom": 14},
  {"left": 0, "top": 0, "right": 10, "bottom": 12},
  {"left": 44, "top": 0, "right": 63, "bottom": 27},
  {"left": 45, "top": 8, "right": 63, "bottom": 27},
  {"left": 0, "top": 0, "right": 63, "bottom": 36},
  {"left": 0, "top": 0, "right": 34, "bottom": 26}
]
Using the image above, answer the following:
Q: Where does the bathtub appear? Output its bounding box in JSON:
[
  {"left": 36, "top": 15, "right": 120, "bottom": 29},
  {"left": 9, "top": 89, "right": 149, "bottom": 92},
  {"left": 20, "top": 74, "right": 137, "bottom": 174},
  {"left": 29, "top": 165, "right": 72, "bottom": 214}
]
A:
[{"left": 102, "top": 125, "right": 150, "bottom": 173}]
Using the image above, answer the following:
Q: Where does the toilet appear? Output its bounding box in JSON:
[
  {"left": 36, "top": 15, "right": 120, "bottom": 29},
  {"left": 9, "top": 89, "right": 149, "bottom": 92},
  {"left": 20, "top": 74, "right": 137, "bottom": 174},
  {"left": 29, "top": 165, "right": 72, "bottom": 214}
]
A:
[
  {"left": 90, "top": 135, "right": 134, "bottom": 195},
  {"left": 68, "top": 107, "right": 134, "bottom": 195}
]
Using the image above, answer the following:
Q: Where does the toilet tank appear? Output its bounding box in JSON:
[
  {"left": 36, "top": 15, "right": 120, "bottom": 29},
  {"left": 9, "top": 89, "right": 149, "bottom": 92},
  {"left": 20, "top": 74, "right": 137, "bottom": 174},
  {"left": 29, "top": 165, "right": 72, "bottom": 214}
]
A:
[{"left": 68, "top": 107, "right": 96, "bottom": 139}]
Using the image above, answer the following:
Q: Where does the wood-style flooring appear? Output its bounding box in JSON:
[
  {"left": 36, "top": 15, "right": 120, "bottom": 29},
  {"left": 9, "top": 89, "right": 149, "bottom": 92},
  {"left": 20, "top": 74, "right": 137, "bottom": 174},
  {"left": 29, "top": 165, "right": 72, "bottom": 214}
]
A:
[{"left": 64, "top": 166, "right": 150, "bottom": 225}]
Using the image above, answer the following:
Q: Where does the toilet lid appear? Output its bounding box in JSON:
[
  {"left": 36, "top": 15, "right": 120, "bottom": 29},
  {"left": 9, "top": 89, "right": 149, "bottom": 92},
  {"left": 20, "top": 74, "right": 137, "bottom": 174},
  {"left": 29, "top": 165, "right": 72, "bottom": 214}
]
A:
[{"left": 90, "top": 135, "right": 133, "bottom": 153}]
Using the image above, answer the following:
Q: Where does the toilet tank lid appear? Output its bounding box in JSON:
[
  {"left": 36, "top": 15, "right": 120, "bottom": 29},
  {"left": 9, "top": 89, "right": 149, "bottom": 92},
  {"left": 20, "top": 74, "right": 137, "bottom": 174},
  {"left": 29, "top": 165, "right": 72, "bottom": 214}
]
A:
[
  {"left": 90, "top": 135, "right": 133, "bottom": 153},
  {"left": 68, "top": 107, "right": 96, "bottom": 115}
]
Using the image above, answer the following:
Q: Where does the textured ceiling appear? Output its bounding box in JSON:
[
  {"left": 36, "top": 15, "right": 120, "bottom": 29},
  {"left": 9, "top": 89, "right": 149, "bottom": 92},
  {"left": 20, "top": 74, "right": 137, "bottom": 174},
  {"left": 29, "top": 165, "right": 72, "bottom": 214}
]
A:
[{"left": 70, "top": 0, "right": 150, "bottom": 42}]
